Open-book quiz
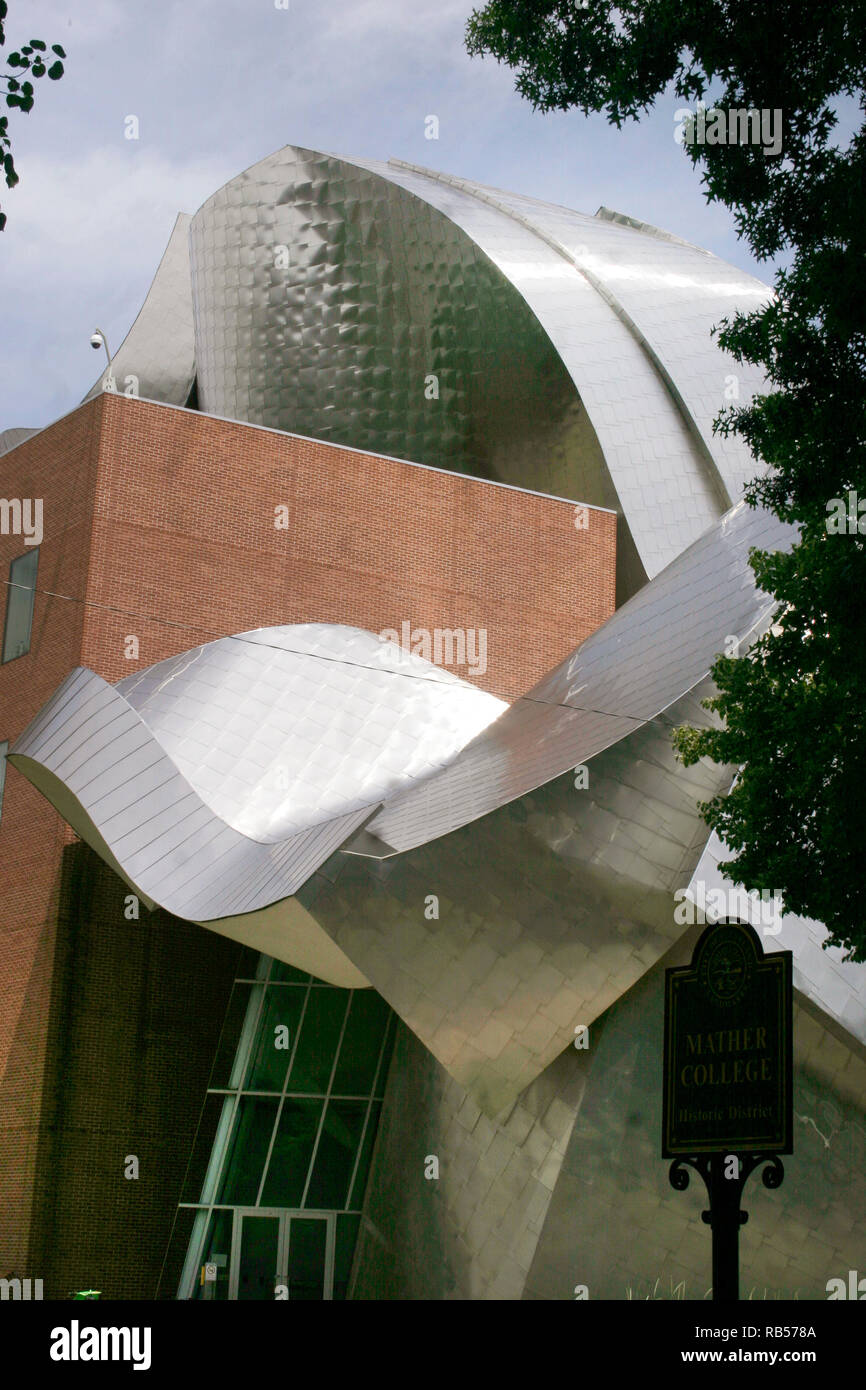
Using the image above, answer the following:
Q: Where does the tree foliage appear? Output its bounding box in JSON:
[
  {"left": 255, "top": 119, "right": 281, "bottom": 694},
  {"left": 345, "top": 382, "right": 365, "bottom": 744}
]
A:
[
  {"left": 0, "top": 0, "right": 66, "bottom": 231},
  {"left": 467, "top": 0, "right": 866, "bottom": 958}
]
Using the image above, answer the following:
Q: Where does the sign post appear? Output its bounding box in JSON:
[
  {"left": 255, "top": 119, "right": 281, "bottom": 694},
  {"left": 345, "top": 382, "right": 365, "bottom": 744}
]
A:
[{"left": 662, "top": 919, "right": 793, "bottom": 1301}]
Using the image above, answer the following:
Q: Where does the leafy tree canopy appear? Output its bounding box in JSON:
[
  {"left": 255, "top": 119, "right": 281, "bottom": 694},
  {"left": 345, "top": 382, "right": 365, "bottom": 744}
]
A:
[
  {"left": 467, "top": 0, "right": 866, "bottom": 959},
  {"left": 1, "top": 0, "right": 66, "bottom": 231}
]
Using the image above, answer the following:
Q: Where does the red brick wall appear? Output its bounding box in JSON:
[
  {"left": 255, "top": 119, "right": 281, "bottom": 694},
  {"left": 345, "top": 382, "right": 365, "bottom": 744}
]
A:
[
  {"left": 82, "top": 393, "right": 616, "bottom": 698},
  {"left": 0, "top": 391, "right": 615, "bottom": 1295},
  {"left": 0, "top": 403, "right": 101, "bottom": 1275}
]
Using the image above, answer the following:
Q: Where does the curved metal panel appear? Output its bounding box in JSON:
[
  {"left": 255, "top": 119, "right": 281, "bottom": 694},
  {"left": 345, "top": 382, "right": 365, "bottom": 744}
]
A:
[
  {"left": 8, "top": 666, "right": 374, "bottom": 925},
  {"left": 0, "top": 426, "right": 39, "bottom": 457},
  {"left": 8, "top": 625, "right": 504, "bottom": 922},
  {"left": 115, "top": 623, "right": 506, "bottom": 842},
  {"left": 413, "top": 163, "right": 771, "bottom": 508},
  {"left": 361, "top": 501, "right": 797, "bottom": 855},
  {"left": 83, "top": 212, "right": 196, "bottom": 406}
]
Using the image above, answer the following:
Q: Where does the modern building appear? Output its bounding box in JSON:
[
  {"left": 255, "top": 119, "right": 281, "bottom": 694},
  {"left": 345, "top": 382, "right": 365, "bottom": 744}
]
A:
[{"left": 1, "top": 145, "right": 864, "bottom": 1301}]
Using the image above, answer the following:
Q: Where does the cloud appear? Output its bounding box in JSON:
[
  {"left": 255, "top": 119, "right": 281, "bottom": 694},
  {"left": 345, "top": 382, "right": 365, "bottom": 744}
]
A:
[
  {"left": 1, "top": 146, "right": 228, "bottom": 272},
  {"left": 0, "top": 146, "right": 229, "bottom": 426},
  {"left": 7, "top": 0, "right": 127, "bottom": 47}
]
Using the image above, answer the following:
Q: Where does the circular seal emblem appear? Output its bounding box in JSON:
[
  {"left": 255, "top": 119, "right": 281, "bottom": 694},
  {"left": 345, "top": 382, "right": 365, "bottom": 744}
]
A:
[{"left": 698, "top": 927, "right": 751, "bottom": 1007}]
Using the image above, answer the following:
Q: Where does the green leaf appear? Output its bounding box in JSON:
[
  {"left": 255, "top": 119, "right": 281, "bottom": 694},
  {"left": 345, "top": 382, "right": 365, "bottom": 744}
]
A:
[
  {"left": 47, "top": 61, "right": 64, "bottom": 81},
  {"left": 29, "top": 39, "right": 47, "bottom": 51},
  {"left": 51, "top": 44, "right": 67, "bottom": 58},
  {"left": 31, "top": 62, "right": 46, "bottom": 77}
]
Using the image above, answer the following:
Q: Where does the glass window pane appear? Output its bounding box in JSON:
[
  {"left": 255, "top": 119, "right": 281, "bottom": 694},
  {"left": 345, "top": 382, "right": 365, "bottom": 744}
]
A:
[
  {"left": 234, "top": 945, "right": 261, "bottom": 978},
  {"left": 247, "top": 986, "right": 306, "bottom": 1091},
  {"left": 237, "top": 1215, "right": 280, "bottom": 1302},
  {"left": 2, "top": 548, "right": 39, "bottom": 663},
  {"left": 191, "top": 1208, "right": 234, "bottom": 1302},
  {"left": 347, "top": 1101, "right": 382, "bottom": 1211},
  {"left": 161, "top": 1206, "right": 197, "bottom": 1301},
  {"left": 259, "top": 1098, "right": 322, "bottom": 1207},
  {"left": 0, "top": 740, "right": 8, "bottom": 822},
  {"left": 332, "top": 991, "right": 392, "bottom": 1095},
  {"left": 287, "top": 1218, "right": 326, "bottom": 1301},
  {"left": 181, "top": 1094, "right": 226, "bottom": 1204},
  {"left": 270, "top": 960, "right": 309, "bottom": 983},
  {"left": 209, "top": 983, "right": 253, "bottom": 1089},
  {"left": 374, "top": 1017, "right": 396, "bottom": 1099},
  {"left": 334, "top": 1214, "right": 361, "bottom": 1300},
  {"left": 305, "top": 1099, "right": 368, "bottom": 1211},
  {"left": 288, "top": 989, "right": 348, "bottom": 1094},
  {"left": 217, "top": 1096, "right": 279, "bottom": 1205}
]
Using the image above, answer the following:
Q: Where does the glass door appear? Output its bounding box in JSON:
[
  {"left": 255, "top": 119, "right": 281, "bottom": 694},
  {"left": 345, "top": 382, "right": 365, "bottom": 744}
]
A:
[
  {"left": 233, "top": 1213, "right": 281, "bottom": 1301},
  {"left": 228, "top": 1210, "right": 334, "bottom": 1299},
  {"left": 286, "top": 1217, "right": 329, "bottom": 1300}
]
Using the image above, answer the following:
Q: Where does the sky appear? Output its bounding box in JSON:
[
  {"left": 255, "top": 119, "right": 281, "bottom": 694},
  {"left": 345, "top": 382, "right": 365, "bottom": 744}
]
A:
[{"left": 0, "top": 0, "right": 782, "bottom": 434}]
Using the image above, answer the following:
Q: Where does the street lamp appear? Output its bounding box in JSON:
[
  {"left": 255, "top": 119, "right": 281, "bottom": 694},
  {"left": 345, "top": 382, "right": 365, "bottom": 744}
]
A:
[{"left": 89, "top": 329, "right": 115, "bottom": 392}]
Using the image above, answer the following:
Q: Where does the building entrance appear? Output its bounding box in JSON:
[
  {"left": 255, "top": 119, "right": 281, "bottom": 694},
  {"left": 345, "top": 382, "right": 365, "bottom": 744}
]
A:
[{"left": 232, "top": 1209, "right": 333, "bottom": 1300}]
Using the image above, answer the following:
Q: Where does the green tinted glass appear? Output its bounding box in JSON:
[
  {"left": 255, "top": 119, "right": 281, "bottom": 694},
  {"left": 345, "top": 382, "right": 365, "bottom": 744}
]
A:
[
  {"left": 334, "top": 1214, "right": 361, "bottom": 1300},
  {"left": 287, "top": 1218, "right": 326, "bottom": 1301},
  {"left": 237, "top": 1215, "right": 279, "bottom": 1302},
  {"left": 210, "top": 983, "right": 253, "bottom": 1089},
  {"left": 192, "top": 1208, "right": 233, "bottom": 1302},
  {"left": 305, "top": 1099, "right": 368, "bottom": 1210},
  {"left": 260, "top": 1098, "right": 323, "bottom": 1207},
  {"left": 247, "top": 987, "right": 305, "bottom": 1091},
  {"left": 218, "top": 1097, "right": 279, "bottom": 1205},
  {"left": 332, "top": 991, "right": 391, "bottom": 1095},
  {"left": 288, "top": 989, "right": 348, "bottom": 1094},
  {"left": 182, "top": 1093, "right": 226, "bottom": 1204},
  {"left": 347, "top": 1100, "right": 382, "bottom": 1210},
  {"left": 270, "top": 960, "right": 310, "bottom": 983}
]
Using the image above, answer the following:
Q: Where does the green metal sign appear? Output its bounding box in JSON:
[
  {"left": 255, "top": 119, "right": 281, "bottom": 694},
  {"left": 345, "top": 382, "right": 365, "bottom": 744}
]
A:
[{"left": 662, "top": 919, "right": 792, "bottom": 1156}]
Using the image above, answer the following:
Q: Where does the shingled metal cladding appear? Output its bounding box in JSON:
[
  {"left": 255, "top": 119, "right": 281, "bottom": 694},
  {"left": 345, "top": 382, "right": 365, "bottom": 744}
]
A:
[
  {"left": 8, "top": 626, "right": 504, "bottom": 984},
  {"left": 356, "top": 499, "right": 796, "bottom": 855},
  {"left": 82, "top": 213, "right": 196, "bottom": 407}
]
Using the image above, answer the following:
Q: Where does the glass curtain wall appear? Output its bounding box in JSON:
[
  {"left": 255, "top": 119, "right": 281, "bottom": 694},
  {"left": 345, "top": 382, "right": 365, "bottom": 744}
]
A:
[{"left": 175, "top": 951, "right": 395, "bottom": 1300}]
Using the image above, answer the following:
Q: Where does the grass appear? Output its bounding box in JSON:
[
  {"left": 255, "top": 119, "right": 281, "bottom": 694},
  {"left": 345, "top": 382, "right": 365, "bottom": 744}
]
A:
[{"left": 625, "top": 1276, "right": 799, "bottom": 1300}]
